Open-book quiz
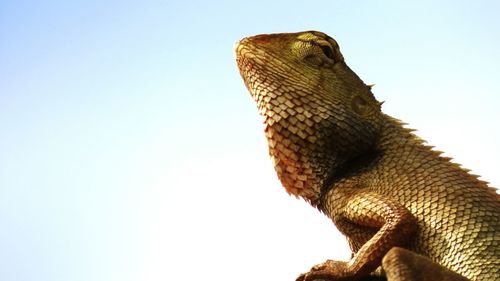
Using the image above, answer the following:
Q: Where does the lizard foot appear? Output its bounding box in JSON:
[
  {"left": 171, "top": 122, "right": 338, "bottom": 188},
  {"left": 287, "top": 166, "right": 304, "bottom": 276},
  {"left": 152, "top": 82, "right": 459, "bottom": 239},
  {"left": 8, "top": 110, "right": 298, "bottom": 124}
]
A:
[{"left": 296, "top": 260, "right": 353, "bottom": 281}]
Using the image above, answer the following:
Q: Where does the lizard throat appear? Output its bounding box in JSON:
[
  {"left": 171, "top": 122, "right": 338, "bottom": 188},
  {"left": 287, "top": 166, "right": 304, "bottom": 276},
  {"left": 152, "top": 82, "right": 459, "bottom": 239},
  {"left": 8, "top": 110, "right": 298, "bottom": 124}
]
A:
[
  {"left": 237, "top": 55, "right": 342, "bottom": 206},
  {"left": 265, "top": 119, "right": 335, "bottom": 206}
]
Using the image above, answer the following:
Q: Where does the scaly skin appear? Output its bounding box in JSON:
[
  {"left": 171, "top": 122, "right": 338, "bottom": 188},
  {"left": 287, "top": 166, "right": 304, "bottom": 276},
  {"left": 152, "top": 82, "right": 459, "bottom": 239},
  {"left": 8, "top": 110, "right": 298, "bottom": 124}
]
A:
[{"left": 235, "top": 31, "right": 499, "bottom": 281}]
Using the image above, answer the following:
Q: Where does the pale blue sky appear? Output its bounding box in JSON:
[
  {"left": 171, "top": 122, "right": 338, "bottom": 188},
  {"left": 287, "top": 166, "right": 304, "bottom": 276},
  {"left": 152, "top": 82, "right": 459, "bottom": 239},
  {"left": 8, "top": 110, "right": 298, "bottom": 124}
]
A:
[{"left": 1, "top": 1, "right": 499, "bottom": 281}]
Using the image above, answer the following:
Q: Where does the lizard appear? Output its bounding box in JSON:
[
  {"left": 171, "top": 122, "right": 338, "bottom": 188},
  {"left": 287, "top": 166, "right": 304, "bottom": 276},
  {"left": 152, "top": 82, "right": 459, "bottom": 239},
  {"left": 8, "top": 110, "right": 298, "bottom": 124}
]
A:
[{"left": 234, "top": 31, "right": 499, "bottom": 281}]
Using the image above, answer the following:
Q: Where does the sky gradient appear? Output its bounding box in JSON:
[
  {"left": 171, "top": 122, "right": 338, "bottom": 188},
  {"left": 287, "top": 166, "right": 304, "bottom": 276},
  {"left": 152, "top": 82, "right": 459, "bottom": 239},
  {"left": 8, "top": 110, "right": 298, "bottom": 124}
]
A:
[{"left": 1, "top": 1, "right": 499, "bottom": 281}]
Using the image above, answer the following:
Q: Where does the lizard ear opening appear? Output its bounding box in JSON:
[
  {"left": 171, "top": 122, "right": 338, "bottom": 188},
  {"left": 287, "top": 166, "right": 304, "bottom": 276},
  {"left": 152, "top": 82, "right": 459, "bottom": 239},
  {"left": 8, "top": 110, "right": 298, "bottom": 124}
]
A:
[{"left": 351, "top": 95, "right": 370, "bottom": 116}]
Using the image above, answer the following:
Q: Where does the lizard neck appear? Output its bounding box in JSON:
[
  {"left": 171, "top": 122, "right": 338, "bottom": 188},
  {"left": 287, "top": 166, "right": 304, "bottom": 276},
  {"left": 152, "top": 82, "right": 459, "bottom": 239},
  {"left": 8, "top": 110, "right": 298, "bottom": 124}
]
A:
[
  {"left": 376, "top": 115, "right": 442, "bottom": 161},
  {"left": 319, "top": 114, "right": 496, "bottom": 203},
  {"left": 370, "top": 114, "right": 493, "bottom": 194}
]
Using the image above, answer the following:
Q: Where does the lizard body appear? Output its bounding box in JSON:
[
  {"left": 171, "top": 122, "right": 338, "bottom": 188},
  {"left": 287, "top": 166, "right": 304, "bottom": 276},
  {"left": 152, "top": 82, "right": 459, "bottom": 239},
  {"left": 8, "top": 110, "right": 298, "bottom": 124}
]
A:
[{"left": 235, "top": 31, "right": 499, "bottom": 281}]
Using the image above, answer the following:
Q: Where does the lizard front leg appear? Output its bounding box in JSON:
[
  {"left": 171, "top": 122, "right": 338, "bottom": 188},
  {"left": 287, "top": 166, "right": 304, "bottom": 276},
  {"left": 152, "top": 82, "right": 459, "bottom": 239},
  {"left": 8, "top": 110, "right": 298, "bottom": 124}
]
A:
[
  {"left": 298, "top": 191, "right": 417, "bottom": 281},
  {"left": 381, "top": 247, "right": 470, "bottom": 281}
]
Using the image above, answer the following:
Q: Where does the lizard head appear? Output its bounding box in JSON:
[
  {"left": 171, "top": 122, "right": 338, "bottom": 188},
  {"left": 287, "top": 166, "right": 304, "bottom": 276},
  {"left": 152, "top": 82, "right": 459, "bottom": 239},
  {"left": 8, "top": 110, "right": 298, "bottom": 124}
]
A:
[{"left": 235, "top": 31, "right": 383, "bottom": 206}]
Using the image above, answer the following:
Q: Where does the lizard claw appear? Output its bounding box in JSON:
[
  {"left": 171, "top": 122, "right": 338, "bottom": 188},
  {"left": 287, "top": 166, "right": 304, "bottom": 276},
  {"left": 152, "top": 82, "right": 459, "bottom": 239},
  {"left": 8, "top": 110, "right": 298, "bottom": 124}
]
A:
[{"left": 296, "top": 260, "right": 351, "bottom": 281}]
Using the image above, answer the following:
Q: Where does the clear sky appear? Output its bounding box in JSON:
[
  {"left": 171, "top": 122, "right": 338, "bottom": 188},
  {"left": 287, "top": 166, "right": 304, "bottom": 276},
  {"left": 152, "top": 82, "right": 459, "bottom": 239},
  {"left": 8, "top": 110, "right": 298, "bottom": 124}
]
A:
[{"left": 0, "top": 1, "right": 499, "bottom": 281}]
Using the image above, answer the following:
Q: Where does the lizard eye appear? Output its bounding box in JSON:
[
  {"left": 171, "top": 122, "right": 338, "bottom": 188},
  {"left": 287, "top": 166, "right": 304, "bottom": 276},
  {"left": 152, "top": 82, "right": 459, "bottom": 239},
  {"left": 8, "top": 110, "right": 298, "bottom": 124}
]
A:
[{"left": 320, "top": 45, "right": 335, "bottom": 60}]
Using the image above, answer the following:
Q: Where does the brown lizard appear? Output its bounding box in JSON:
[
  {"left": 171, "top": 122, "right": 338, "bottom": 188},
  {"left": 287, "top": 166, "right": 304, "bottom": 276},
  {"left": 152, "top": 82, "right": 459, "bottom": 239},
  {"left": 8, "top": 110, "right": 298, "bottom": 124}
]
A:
[{"left": 235, "top": 31, "right": 499, "bottom": 281}]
